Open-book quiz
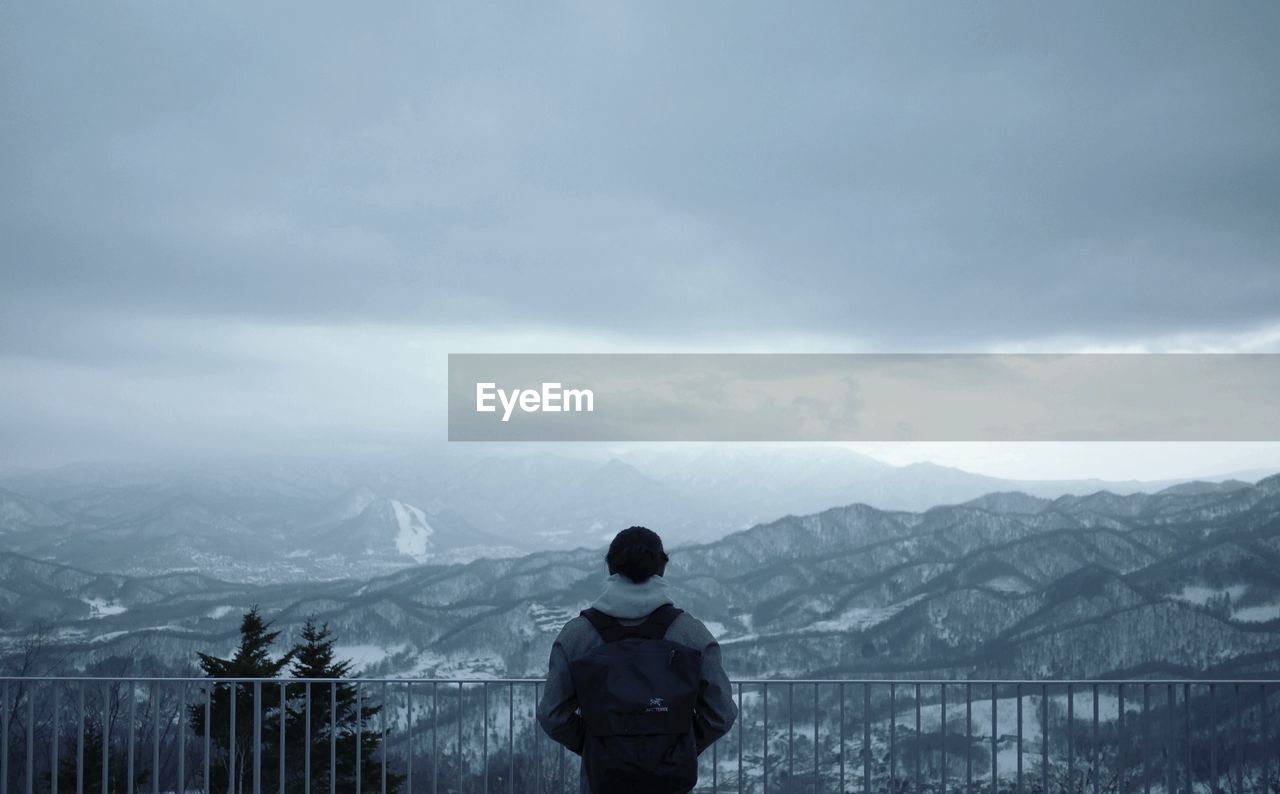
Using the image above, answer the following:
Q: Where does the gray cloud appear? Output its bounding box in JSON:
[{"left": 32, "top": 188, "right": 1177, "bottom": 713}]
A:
[{"left": 2, "top": 1, "right": 1278, "bottom": 463}]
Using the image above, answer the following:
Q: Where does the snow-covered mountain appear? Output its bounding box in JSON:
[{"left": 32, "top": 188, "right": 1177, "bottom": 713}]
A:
[
  {"left": 6, "top": 474, "right": 1280, "bottom": 684},
  {"left": 0, "top": 487, "right": 68, "bottom": 532},
  {"left": 307, "top": 491, "right": 522, "bottom": 571}
]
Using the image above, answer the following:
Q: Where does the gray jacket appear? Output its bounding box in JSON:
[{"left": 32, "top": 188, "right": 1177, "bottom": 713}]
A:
[{"left": 536, "top": 574, "right": 737, "bottom": 792}]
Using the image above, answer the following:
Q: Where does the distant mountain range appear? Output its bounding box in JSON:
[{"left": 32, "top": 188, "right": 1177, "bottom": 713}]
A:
[
  {"left": 1, "top": 449, "right": 1269, "bottom": 582},
  {"left": 4, "top": 472, "right": 1278, "bottom": 683}
]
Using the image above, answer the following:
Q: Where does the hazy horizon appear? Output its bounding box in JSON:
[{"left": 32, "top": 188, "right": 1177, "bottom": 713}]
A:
[{"left": 4, "top": 441, "right": 1280, "bottom": 487}]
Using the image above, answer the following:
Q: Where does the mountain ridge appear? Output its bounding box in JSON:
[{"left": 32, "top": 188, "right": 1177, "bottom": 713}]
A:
[{"left": 4, "top": 475, "right": 1280, "bottom": 683}]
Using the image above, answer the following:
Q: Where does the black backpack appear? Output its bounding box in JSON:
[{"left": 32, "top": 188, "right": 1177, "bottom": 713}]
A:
[{"left": 570, "top": 604, "right": 704, "bottom": 794}]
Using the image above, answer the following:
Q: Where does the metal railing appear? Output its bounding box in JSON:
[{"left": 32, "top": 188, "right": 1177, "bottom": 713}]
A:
[{"left": 2, "top": 677, "right": 1278, "bottom": 793}]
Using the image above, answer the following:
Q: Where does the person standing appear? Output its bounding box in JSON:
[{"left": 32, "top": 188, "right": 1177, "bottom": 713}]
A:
[{"left": 537, "top": 526, "right": 738, "bottom": 793}]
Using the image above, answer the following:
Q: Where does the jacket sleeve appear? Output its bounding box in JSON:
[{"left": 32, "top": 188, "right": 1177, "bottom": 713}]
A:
[
  {"left": 536, "top": 623, "right": 585, "bottom": 755},
  {"left": 692, "top": 627, "right": 738, "bottom": 754}
]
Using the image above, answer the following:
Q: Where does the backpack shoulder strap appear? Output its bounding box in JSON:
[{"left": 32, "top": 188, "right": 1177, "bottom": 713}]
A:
[
  {"left": 633, "top": 603, "right": 684, "bottom": 639},
  {"left": 580, "top": 608, "right": 625, "bottom": 643},
  {"left": 580, "top": 604, "right": 685, "bottom": 643}
]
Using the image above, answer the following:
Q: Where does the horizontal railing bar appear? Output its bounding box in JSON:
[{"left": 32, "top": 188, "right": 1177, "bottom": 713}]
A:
[
  {"left": 5, "top": 675, "right": 1279, "bottom": 684},
  {"left": 728, "top": 678, "right": 1280, "bottom": 685}
]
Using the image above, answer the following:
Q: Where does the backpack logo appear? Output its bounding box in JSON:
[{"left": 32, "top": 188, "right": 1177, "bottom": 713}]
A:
[{"left": 646, "top": 696, "right": 669, "bottom": 713}]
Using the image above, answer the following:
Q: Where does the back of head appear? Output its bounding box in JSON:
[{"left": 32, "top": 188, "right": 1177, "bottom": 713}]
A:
[{"left": 605, "top": 526, "right": 669, "bottom": 583}]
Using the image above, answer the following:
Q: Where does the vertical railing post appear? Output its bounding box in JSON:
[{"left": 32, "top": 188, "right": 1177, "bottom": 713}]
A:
[
  {"left": 914, "top": 683, "right": 921, "bottom": 794},
  {"left": 1117, "top": 683, "right": 1125, "bottom": 794},
  {"left": 838, "top": 683, "right": 845, "bottom": 794},
  {"left": 990, "top": 684, "right": 997, "bottom": 794},
  {"left": 1166, "top": 684, "right": 1175, "bottom": 794},
  {"left": 458, "top": 683, "right": 465, "bottom": 794},
  {"left": 1209, "top": 683, "right": 1217, "bottom": 794},
  {"left": 278, "top": 683, "right": 285, "bottom": 794},
  {"left": 78, "top": 682, "right": 86, "bottom": 794},
  {"left": 889, "top": 683, "right": 895, "bottom": 791},
  {"left": 1041, "top": 683, "right": 1048, "bottom": 794},
  {"left": 355, "top": 684, "right": 362, "bottom": 794},
  {"left": 1016, "top": 683, "right": 1022, "bottom": 794},
  {"left": 508, "top": 684, "right": 515, "bottom": 794},
  {"left": 252, "top": 682, "right": 261, "bottom": 794},
  {"left": 737, "top": 683, "right": 744, "bottom": 794},
  {"left": 788, "top": 683, "right": 794, "bottom": 789},
  {"left": 203, "top": 686, "right": 211, "bottom": 794},
  {"left": 965, "top": 683, "right": 972, "bottom": 794},
  {"left": 106, "top": 684, "right": 115, "bottom": 794},
  {"left": 335, "top": 681, "right": 340, "bottom": 794},
  {"left": 52, "top": 685, "right": 61, "bottom": 794},
  {"left": 1262, "top": 683, "right": 1272, "bottom": 794},
  {"left": 1, "top": 681, "right": 8, "bottom": 794},
  {"left": 304, "top": 682, "right": 311, "bottom": 794},
  {"left": 1091, "top": 685, "right": 1098, "bottom": 794},
  {"left": 26, "top": 685, "right": 34, "bottom": 794},
  {"left": 228, "top": 683, "right": 236, "bottom": 794},
  {"left": 482, "top": 683, "right": 489, "bottom": 794},
  {"left": 1183, "top": 683, "right": 1191, "bottom": 794},
  {"left": 812, "top": 683, "right": 818, "bottom": 794},
  {"left": 762, "top": 684, "right": 769, "bottom": 794},
  {"left": 433, "top": 682, "right": 439, "bottom": 794},
  {"left": 1233, "top": 683, "right": 1242, "bottom": 794},
  {"left": 1272, "top": 682, "right": 1279, "bottom": 794},
  {"left": 405, "top": 682, "right": 413, "bottom": 794},
  {"left": 862, "top": 684, "right": 870, "bottom": 794},
  {"left": 940, "top": 684, "right": 947, "bottom": 794},
  {"left": 153, "top": 684, "right": 162, "bottom": 794},
  {"left": 178, "top": 684, "right": 187, "bottom": 794},
  {"left": 129, "top": 681, "right": 136, "bottom": 794},
  {"left": 1067, "top": 683, "right": 1074, "bottom": 794},
  {"left": 534, "top": 683, "right": 542, "bottom": 794},
  {"left": 1143, "top": 683, "right": 1150, "bottom": 794},
  {"left": 380, "top": 682, "right": 387, "bottom": 794}
]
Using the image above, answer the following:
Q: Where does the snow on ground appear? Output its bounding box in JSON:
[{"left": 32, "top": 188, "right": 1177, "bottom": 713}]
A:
[
  {"left": 84, "top": 597, "right": 127, "bottom": 617},
  {"left": 808, "top": 595, "right": 927, "bottom": 633},
  {"left": 391, "top": 500, "right": 434, "bottom": 562},
  {"left": 92, "top": 625, "right": 185, "bottom": 643},
  {"left": 1172, "top": 584, "right": 1247, "bottom": 606},
  {"left": 399, "top": 649, "right": 508, "bottom": 680},
  {"left": 334, "top": 643, "right": 409, "bottom": 672},
  {"left": 529, "top": 603, "right": 576, "bottom": 633},
  {"left": 874, "top": 690, "right": 1126, "bottom": 741},
  {"left": 983, "top": 575, "right": 1031, "bottom": 594},
  {"left": 1233, "top": 601, "right": 1280, "bottom": 623},
  {"left": 206, "top": 605, "right": 236, "bottom": 619}
]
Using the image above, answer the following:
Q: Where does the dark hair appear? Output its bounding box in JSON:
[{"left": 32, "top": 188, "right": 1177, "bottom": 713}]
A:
[{"left": 605, "top": 526, "right": 669, "bottom": 583}]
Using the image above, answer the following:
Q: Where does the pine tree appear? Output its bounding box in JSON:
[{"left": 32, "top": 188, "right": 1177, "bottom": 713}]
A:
[
  {"left": 54, "top": 719, "right": 139, "bottom": 794},
  {"left": 190, "top": 606, "right": 293, "bottom": 794},
  {"left": 284, "top": 618, "right": 401, "bottom": 794}
]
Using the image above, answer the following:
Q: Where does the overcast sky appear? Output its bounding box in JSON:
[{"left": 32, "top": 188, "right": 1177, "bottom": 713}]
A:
[{"left": 2, "top": 2, "right": 1278, "bottom": 474}]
